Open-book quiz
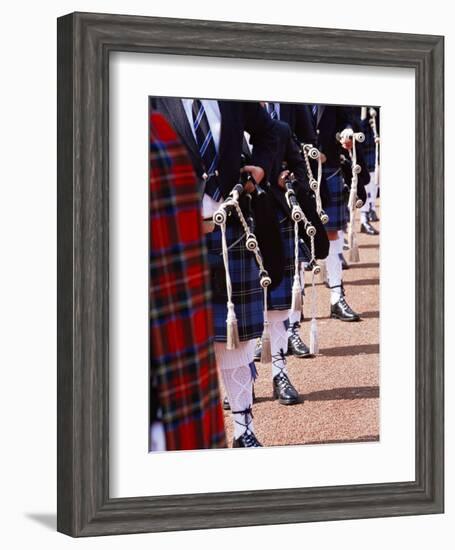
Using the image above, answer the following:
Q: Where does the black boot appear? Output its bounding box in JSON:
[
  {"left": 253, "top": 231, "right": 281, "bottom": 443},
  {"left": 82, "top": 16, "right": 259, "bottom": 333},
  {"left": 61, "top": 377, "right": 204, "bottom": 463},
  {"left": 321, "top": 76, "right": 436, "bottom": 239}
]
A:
[
  {"left": 233, "top": 431, "right": 263, "bottom": 447},
  {"left": 273, "top": 371, "right": 300, "bottom": 405},
  {"left": 360, "top": 221, "right": 379, "bottom": 235},
  {"left": 272, "top": 351, "right": 300, "bottom": 405},
  {"left": 368, "top": 208, "right": 380, "bottom": 222},
  {"left": 232, "top": 407, "right": 262, "bottom": 447},
  {"left": 330, "top": 286, "right": 360, "bottom": 322},
  {"left": 287, "top": 322, "right": 312, "bottom": 358}
]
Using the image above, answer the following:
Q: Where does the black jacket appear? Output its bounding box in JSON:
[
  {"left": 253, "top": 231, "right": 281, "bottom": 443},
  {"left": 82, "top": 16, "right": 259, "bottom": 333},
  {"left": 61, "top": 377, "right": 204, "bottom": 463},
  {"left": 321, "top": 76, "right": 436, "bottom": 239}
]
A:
[
  {"left": 150, "top": 98, "right": 278, "bottom": 199},
  {"left": 279, "top": 103, "right": 318, "bottom": 145}
]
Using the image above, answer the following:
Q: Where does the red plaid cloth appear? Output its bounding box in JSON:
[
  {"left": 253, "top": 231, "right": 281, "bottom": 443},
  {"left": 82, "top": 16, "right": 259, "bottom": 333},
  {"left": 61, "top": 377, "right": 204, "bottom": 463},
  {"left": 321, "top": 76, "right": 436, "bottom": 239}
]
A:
[{"left": 149, "top": 110, "right": 226, "bottom": 451}]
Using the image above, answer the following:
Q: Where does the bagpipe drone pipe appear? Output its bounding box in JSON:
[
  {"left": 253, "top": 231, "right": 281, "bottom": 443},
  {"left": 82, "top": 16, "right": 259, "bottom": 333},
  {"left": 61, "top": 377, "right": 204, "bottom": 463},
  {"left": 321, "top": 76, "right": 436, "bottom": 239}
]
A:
[
  {"left": 280, "top": 170, "right": 327, "bottom": 355},
  {"left": 337, "top": 129, "right": 370, "bottom": 262},
  {"left": 339, "top": 148, "right": 369, "bottom": 207},
  {"left": 240, "top": 155, "right": 285, "bottom": 290},
  {"left": 211, "top": 157, "right": 284, "bottom": 354}
]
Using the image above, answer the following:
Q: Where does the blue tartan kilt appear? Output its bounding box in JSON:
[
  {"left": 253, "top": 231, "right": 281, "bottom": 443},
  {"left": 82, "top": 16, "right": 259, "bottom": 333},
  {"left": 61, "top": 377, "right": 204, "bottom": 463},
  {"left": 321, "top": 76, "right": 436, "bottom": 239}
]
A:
[
  {"left": 268, "top": 214, "right": 309, "bottom": 310},
  {"left": 359, "top": 119, "right": 377, "bottom": 173},
  {"left": 324, "top": 167, "right": 349, "bottom": 231},
  {"left": 362, "top": 141, "right": 376, "bottom": 174},
  {"left": 205, "top": 220, "right": 264, "bottom": 343}
]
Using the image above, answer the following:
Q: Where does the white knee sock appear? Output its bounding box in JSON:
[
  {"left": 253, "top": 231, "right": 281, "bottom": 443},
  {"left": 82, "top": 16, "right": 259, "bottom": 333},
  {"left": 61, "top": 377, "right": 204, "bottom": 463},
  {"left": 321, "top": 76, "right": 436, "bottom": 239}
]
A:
[
  {"left": 219, "top": 365, "right": 254, "bottom": 439},
  {"left": 269, "top": 310, "right": 289, "bottom": 378},
  {"left": 337, "top": 231, "right": 345, "bottom": 255},
  {"left": 326, "top": 239, "right": 343, "bottom": 305},
  {"left": 215, "top": 341, "right": 256, "bottom": 440},
  {"left": 369, "top": 171, "right": 377, "bottom": 211}
]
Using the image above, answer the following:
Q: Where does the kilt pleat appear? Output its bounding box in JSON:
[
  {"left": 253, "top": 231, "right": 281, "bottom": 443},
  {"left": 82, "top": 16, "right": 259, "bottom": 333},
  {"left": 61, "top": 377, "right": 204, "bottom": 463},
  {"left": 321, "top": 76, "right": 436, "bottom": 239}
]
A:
[
  {"left": 324, "top": 167, "right": 349, "bottom": 231},
  {"left": 268, "top": 215, "right": 308, "bottom": 310}
]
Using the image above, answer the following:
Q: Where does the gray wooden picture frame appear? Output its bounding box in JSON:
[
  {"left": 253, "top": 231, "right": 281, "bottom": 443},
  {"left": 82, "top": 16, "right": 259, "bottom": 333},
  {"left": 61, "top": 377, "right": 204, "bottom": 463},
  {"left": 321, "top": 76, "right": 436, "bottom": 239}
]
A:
[{"left": 57, "top": 11, "right": 444, "bottom": 537}]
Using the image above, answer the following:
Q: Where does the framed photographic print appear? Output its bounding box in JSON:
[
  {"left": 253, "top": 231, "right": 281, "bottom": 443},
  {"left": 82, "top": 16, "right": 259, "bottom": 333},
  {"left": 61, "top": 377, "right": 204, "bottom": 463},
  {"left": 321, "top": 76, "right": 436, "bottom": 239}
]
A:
[{"left": 57, "top": 12, "right": 444, "bottom": 536}]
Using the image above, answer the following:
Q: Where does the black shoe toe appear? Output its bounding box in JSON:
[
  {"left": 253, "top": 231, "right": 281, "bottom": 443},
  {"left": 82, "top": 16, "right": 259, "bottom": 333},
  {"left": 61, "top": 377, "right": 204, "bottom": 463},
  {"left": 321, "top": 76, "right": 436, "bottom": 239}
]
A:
[
  {"left": 287, "top": 322, "right": 312, "bottom": 358},
  {"left": 330, "top": 297, "right": 360, "bottom": 322},
  {"left": 368, "top": 210, "right": 380, "bottom": 222},
  {"left": 360, "top": 222, "right": 379, "bottom": 236},
  {"left": 273, "top": 372, "right": 300, "bottom": 405},
  {"left": 233, "top": 432, "right": 263, "bottom": 447}
]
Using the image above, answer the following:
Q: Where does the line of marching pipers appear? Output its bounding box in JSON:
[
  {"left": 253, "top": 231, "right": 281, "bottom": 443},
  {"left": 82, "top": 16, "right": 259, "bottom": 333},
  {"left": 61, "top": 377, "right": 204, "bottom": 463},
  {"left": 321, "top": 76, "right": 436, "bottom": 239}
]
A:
[{"left": 149, "top": 99, "right": 380, "bottom": 451}]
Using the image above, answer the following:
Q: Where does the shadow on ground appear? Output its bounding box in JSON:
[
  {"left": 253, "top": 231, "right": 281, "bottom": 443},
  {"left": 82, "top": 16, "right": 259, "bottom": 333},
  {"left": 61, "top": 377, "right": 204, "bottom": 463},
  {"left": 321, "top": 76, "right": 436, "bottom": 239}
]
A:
[
  {"left": 344, "top": 278, "right": 379, "bottom": 286},
  {"left": 348, "top": 262, "right": 379, "bottom": 269},
  {"left": 320, "top": 343, "right": 379, "bottom": 356},
  {"left": 303, "top": 385, "right": 379, "bottom": 401}
]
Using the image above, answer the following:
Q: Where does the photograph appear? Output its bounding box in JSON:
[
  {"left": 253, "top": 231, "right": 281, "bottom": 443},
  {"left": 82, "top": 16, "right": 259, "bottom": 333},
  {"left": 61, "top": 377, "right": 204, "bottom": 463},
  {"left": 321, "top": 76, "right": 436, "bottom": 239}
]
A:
[{"left": 149, "top": 98, "right": 381, "bottom": 451}]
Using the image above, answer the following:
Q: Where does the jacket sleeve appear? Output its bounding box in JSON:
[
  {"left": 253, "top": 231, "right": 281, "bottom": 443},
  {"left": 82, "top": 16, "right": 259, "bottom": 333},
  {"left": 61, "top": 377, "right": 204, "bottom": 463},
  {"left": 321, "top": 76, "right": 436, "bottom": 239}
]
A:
[{"left": 244, "top": 102, "right": 279, "bottom": 183}]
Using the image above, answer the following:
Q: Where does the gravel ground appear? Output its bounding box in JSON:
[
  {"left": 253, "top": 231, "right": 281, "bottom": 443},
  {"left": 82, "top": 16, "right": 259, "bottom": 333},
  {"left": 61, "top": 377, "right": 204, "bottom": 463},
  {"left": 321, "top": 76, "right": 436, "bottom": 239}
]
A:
[{"left": 223, "top": 208, "right": 380, "bottom": 447}]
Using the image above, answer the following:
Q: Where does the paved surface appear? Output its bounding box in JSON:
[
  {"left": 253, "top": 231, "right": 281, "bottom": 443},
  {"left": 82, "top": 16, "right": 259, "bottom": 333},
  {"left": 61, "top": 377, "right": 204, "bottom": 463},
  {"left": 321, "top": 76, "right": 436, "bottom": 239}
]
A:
[{"left": 223, "top": 209, "right": 380, "bottom": 447}]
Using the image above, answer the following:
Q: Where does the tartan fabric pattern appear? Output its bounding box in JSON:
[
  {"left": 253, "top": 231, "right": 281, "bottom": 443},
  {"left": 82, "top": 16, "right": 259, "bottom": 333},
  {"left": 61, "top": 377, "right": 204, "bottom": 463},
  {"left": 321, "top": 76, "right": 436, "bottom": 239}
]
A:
[
  {"left": 268, "top": 215, "right": 309, "bottom": 310},
  {"left": 358, "top": 117, "right": 377, "bottom": 173},
  {"left": 205, "top": 220, "right": 264, "bottom": 342},
  {"left": 149, "top": 110, "right": 226, "bottom": 451},
  {"left": 323, "top": 167, "right": 349, "bottom": 231}
]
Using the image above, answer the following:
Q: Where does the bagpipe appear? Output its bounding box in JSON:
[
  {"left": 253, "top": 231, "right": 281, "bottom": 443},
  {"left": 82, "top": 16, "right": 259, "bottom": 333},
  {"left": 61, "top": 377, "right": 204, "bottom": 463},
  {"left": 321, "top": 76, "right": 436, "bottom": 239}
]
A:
[
  {"left": 212, "top": 159, "right": 281, "bottom": 362},
  {"left": 300, "top": 143, "right": 330, "bottom": 225},
  {"left": 337, "top": 129, "right": 366, "bottom": 262},
  {"left": 281, "top": 171, "right": 322, "bottom": 354}
]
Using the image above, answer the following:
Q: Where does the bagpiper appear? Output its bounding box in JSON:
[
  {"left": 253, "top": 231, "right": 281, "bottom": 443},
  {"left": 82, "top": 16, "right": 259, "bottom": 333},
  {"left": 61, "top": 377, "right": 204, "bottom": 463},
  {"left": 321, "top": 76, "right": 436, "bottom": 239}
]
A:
[
  {"left": 224, "top": 112, "right": 329, "bottom": 411},
  {"left": 309, "top": 105, "right": 362, "bottom": 321},
  {"left": 151, "top": 97, "right": 278, "bottom": 447},
  {"left": 260, "top": 116, "right": 329, "bottom": 401},
  {"left": 263, "top": 102, "right": 320, "bottom": 356}
]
